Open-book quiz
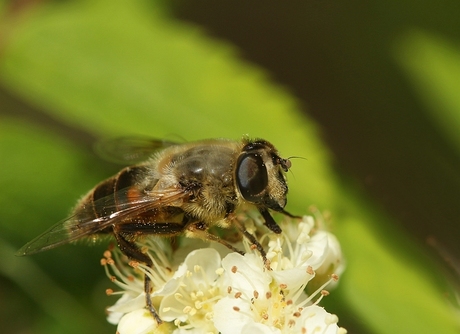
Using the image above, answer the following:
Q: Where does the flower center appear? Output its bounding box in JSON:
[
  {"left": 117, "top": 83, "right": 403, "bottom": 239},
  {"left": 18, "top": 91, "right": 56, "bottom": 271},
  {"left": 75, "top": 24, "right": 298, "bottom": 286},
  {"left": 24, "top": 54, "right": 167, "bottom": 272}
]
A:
[{"left": 164, "top": 264, "right": 222, "bottom": 331}]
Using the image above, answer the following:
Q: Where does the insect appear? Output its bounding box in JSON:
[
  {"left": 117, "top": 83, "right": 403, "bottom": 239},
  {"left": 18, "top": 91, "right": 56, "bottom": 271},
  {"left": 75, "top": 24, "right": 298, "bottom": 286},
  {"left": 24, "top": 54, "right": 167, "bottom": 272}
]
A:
[{"left": 17, "top": 137, "right": 294, "bottom": 324}]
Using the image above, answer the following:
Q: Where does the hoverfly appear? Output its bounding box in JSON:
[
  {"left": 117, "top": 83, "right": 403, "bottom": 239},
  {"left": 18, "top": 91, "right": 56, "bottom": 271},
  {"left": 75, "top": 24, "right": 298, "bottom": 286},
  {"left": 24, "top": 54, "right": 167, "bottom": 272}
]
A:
[{"left": 18, "top": 137, "right": 295, "bottom": 324}]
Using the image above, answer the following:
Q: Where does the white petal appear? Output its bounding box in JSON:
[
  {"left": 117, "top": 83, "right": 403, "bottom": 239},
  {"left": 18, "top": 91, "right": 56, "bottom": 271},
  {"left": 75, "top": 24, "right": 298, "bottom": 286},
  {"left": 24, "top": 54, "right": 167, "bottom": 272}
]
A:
[
  {"left": 298, "top": 231, "right": 329, "bottom": 269},
  {"left": 221, "top": 253, "right": 270, "bottom": 293},
  {"left": 107, "top": 293, "right": 146, "bottom": 317},
  {"left": 293, "top": 305, "right": 341, "bottom": 334},
  {"left": 315, "top": 233, "right": 345, "bottom": 277},
  {"left": 152, "top": 276, "right": 181, "bottom": 297},
  {"left": 117, "top": 309, "right": 158, "bottom": 334},
  {"left": 241, "top": 322, "right": 282, "bottom": 334},
  {"left": 182, "top": 248, "right": 222, "bottom": 283},
  {"left": 213, "top": 297, "right": 252, "bottom": 334},
  {"left": 107, "top": 293, "right": 133, "bottom": 324},
  {"left": 172, "top": 327, "right": 216, "bottom": 334},
  {"left": 270, "top": 267, "right": 312, "bottom": 292},
  {"left": 159, "top": 292, "right": 188, "bottom": 322}
]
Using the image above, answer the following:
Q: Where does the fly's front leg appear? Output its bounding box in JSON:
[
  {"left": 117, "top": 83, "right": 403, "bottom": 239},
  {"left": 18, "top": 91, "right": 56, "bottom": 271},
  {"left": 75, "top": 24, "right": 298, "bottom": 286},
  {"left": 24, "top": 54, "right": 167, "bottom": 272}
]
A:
[
  {"left": 186, "top": 221, "right": 268, "bottom": 269},
  {"left": 232, "top": 215, "right": 271, "bottom": 270},
  {"left": 186, "top": 218, "right": 271, "bottom": 269}
]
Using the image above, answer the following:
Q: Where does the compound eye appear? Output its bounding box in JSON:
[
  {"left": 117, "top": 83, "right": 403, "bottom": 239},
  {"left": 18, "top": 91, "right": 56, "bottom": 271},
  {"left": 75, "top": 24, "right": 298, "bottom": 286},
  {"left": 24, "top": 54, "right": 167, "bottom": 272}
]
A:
[{"left": 236, "top": 153, "right": 268, "bottom": 202}]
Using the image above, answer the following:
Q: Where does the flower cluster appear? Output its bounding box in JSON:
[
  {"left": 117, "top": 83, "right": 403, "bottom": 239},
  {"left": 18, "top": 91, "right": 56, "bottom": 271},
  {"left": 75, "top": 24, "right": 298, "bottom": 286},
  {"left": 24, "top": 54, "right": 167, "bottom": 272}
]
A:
[{"left": 102, "top": 211, "right": 346, "bottom": 334}]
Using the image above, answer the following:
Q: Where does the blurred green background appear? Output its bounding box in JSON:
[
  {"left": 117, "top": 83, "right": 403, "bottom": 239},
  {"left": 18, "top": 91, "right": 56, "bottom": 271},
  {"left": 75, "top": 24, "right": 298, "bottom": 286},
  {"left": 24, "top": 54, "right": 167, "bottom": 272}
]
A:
[{"left": 0, "top": 0, "right": 459, "bottom": 333}]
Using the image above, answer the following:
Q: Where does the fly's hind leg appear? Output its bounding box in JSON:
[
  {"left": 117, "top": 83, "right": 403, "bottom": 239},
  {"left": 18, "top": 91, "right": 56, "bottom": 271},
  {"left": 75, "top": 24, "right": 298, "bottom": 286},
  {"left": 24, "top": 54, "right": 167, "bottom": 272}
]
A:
[
  {"left": 114, "top": 230, "right": 162, "bottom": 325},
  {"left": 113, "top": 221, "right": 187, "bottom": 324}
]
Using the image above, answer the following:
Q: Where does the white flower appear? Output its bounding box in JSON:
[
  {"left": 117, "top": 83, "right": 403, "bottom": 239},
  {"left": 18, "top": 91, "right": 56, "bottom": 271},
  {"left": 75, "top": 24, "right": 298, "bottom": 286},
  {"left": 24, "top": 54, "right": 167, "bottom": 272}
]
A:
[
  {"left": 267, "top": 215, "right": 343, "bottom": 274},
  {"left": 213, "top": 251, "right": 344, "bottom": 334},
  {"left": 159, "top": 248, "right": 224, "bottom": 332},
  {"left": 102, "top": 211, "right": 346, "bottom": 334}
]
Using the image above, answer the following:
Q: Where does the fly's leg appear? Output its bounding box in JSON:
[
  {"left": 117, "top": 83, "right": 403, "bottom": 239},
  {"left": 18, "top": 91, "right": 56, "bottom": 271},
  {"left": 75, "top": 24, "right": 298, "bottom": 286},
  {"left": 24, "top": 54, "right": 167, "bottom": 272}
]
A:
[
  {"left": 186, "top": 222, "right": 245, "bottom": 256},
  {"left": 233, "top": 209, "right": 286, "bottom": 270},
  {"left": 187, "top": 220, "right": 270, "bottom": 269},
  {"left": 114, "top": 231, "right": 162, "bottom": 324},
  {"left": 113, "top": 221, "right": 187, "bottom": 324},
  {"left": 235, "top": 222, "right": 270, "bottom": 269},
  {"left": 259, "top": 208, "right": 282, "bottom": 234}
]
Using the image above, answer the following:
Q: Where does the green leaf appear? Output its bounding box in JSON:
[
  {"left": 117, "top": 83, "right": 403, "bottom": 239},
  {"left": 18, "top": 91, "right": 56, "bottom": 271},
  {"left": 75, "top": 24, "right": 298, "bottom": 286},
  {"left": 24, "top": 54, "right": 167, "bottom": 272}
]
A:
[
  {"left": 394, "top": 30, "right": 460, "bottom": 153},
  {"left": 0, "top": 0, "right": 336, "bottom": 212}
]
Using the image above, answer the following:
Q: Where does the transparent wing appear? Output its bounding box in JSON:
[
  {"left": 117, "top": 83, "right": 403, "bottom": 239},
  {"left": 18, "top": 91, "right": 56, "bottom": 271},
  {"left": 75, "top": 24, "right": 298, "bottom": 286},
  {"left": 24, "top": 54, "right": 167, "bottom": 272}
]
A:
[
  {"left": 16, "top": 186, "right": 188, "bottom": 256},
  {"left": 95, "top": 136, "right": 179, "bottom": 165}
]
